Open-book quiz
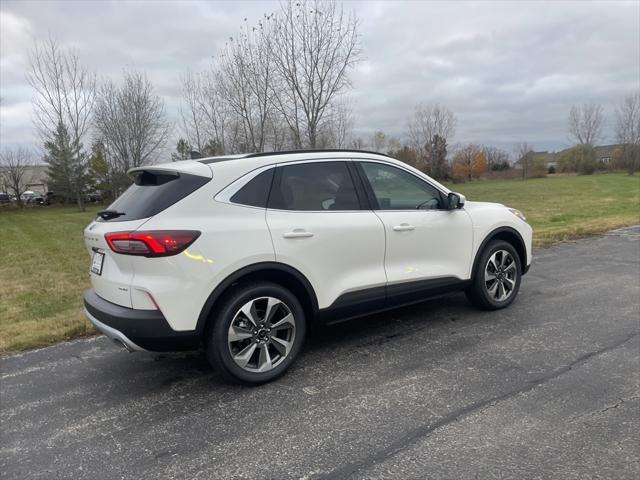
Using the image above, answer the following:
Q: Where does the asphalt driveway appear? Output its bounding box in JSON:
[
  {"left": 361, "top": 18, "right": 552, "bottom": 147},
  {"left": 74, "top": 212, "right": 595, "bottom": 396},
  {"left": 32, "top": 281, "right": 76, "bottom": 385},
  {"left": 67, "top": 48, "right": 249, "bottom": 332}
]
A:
[{"left": 1, "top": 227, "right": 639, "bottom": 480}]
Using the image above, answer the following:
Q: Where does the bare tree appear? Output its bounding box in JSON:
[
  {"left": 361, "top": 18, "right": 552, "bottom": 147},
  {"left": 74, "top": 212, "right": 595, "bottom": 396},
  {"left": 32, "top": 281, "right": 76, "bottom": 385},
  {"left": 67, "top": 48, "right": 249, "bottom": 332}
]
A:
[
  {"left": 568, "top": 103, "right": 603, "bottom": 146},
  {"left": 94, "top": 70, "right": 170, "bottom": 191},
  {"left": 407, "top": 103, "right": 457, "bottom": 174},
  {"left": 178, "top": 1, "right": 359, "bottom": 154},
  {"left": 180, "top": 71, "right": 205, "bottom": 153},
  {"left": 0, "top": 148, "right": 33, "bottom": 207},
  {"left": 350, "top": 137, "right": 365, "bottom": 150},
  {"left": 27, "top": 36, "right": 95, "bottom": 210},
  {"left": 408, "top": 104, "right": 457, "bottom": 149},
  {"left": 615, "top": 92, "right": 640, "bottom": 145},
  {"left": 615, "top": 92, "right": 640, "bottom": 174},
  {"left": 181, "top": 69, "right": 233, "bottom": 155},
  {"left": 196, "top": 68, "right": 232, "bottom": 154},
  {"left": 370, "top": 131, "right": 387, "bottom": 153},
  {"left": 218, "top": 19, "right": 275, "bottom": 152},
  {"left": 327, "top": 103, "right": 354, "bottom": 149},
  {"left": 315, "top": 102, "right": 354, "bottom": 149},
  {"left": 517, "top": 142, "right": 534, "bottom": 180},
  {"left": 483, "top": 145, "right": 511, "bottom": 170},
  {"left": 269, "top": 0, "right": 361, "bottom": 149}
]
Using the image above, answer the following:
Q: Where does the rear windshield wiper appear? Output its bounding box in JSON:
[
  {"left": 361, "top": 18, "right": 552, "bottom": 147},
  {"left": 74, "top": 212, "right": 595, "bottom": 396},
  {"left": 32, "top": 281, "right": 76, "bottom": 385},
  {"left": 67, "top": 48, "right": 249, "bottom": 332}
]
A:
[{"left": 97, "top": 209, "right": 126, "bottom": 220}]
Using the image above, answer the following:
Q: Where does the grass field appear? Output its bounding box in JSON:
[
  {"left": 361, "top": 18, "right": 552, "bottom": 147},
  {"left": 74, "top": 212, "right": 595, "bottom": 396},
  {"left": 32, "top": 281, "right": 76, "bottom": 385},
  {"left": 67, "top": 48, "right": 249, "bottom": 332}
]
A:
[
  {"left": 1, "top": 206, "right": 100, "bottom": 354},
  {"left": 450, "top": 173, "right": 640, "bottom": 247},
  {"left": 1, "top": 173, "right": 639, "bottom": 354}
]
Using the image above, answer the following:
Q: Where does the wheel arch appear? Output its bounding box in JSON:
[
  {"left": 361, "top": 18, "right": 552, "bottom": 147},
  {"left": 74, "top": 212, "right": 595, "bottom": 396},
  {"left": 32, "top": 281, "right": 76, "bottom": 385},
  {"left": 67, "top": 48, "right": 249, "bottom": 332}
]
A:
[
  {"left": 195, "top": 262, "right": 319, "bottom": 335},
  {"left": 471, "top": 227, "right": 527, "bottom": 277}
]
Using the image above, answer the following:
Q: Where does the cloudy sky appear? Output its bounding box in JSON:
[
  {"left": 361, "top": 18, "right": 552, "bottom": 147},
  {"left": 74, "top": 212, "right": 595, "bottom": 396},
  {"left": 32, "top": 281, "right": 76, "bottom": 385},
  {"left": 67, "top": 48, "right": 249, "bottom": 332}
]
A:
[{"left": 1, "top": 0, "right": 638, "bottom": 155}]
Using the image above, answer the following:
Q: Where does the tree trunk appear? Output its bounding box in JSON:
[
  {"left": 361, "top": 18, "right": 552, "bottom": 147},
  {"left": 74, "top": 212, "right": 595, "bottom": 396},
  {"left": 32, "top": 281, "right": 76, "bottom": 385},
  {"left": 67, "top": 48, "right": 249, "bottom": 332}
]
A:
[
  {"left": 308, "top": 123, "right": 317, "bottom": 149},
  {"left": 77, "top": 192, "right": 85, "bottom": 212}
]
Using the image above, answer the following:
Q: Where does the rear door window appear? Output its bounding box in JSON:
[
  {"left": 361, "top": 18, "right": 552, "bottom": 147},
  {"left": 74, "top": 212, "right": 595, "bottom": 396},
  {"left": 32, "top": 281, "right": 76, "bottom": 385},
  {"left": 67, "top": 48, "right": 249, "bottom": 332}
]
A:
[
  {"left": 100, "top": 170, "right": 210, "bottom": 222},
  {"left": 268, "top": 162, "right": 361, "bottom": 211}
]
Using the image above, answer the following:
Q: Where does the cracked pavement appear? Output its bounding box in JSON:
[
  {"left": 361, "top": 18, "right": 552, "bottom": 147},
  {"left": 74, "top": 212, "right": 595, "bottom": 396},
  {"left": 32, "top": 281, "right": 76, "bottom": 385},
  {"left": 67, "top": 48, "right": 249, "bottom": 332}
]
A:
[{"left": 1, "top": 226, "right": 639, "bottom": 479}]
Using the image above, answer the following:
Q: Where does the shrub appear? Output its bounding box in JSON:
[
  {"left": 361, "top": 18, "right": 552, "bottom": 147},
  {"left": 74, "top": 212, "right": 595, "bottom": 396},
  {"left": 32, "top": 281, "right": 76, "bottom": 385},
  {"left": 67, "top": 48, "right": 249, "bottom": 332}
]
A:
[
  {"left": 532, "top": 157, "right": 547, "bottom": 178},
  {"left": 558, "top": 145, "right": 597, "bottom": 175}
]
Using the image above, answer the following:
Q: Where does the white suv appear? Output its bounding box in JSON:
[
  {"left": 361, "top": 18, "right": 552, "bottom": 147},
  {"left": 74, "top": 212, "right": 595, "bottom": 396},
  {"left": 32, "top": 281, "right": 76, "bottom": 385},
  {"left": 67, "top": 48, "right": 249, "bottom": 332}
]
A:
[{"left": 83, "top": 150, "right": 532, "bottom": 384}]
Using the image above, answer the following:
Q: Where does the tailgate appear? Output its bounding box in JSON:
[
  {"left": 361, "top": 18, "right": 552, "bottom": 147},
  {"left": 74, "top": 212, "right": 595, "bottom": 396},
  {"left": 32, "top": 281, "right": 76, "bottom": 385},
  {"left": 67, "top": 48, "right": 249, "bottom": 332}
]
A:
[{"left": 84, "top": 218, "right": 149, "bottom": 308}]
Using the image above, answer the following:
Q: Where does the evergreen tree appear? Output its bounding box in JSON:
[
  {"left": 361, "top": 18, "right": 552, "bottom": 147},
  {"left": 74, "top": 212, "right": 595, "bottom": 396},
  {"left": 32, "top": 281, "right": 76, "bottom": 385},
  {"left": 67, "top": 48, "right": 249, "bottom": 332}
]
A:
[
  {"left": 44, "top": 122, "right": 74, "bottom": 204},
  {"left": 202, "top": 139, "right": 225, "bottom": 156},
  {"left": 44, "top": 122, "right": 90, "bottom": 207},
  {"left": 171, "top": 138, "right": 191, "bottom": 161},
  {"left": 430, "top": 134, "right": 449, "bottom": 180},
  {"left": 89, "top": 140, "right": 111, "bottom": 199}
]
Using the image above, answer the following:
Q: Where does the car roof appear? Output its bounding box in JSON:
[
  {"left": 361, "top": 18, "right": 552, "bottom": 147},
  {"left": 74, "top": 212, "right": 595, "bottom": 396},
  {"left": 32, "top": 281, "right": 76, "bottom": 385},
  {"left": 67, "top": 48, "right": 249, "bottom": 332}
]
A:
[
  {"left": 130, "top": 149, "right": 451, "bottom": 195},
  {"left": 197, "top": 149, "right": 392, "bottom": 165}
]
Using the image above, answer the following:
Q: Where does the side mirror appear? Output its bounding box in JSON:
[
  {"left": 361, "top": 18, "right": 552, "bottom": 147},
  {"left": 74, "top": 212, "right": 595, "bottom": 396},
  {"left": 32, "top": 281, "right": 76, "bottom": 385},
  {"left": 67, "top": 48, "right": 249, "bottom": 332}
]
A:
[{"left": 447, "top": 192, "right": 465, "bottom": 210}]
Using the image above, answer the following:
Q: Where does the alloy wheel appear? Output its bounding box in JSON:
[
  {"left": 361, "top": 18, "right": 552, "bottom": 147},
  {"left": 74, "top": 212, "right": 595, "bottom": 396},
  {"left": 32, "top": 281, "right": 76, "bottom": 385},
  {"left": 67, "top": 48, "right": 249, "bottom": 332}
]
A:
[
  {"left": 484, "top": 249, "right": 517, "bottom": 302},
  {"left": 227, "top": 297, "right": 296, "bottom": 373}
]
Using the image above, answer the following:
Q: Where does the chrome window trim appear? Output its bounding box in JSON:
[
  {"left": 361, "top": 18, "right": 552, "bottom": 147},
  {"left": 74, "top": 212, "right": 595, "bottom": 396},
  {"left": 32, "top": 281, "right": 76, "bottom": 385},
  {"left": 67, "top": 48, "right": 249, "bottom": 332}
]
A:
[{"left": 214, "top": 156, "right": 455, "bottom": 212}]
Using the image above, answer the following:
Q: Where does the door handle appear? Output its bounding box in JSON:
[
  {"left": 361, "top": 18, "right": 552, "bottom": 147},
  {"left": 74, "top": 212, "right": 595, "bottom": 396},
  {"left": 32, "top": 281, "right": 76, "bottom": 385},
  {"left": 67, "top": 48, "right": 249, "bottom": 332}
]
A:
[
  {"left": 283, "top": 229, "right": 314, "bottom": 239},
  {"left": 393, "top": 223, "right": 415, "bottom": 232}
]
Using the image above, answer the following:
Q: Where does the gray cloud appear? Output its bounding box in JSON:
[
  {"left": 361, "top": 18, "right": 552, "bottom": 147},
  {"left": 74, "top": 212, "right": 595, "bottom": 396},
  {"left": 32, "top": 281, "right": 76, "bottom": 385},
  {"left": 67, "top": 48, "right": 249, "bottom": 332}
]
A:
[{"left": 1, "top": 0, "right": 638, "bottom": 155}]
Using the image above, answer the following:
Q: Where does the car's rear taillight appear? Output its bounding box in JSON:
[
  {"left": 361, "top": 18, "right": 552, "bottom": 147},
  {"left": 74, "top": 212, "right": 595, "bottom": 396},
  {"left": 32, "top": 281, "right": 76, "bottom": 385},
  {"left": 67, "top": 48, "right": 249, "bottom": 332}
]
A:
[{"left": 104, "top": 230, "right": 201, "bottom": 257}]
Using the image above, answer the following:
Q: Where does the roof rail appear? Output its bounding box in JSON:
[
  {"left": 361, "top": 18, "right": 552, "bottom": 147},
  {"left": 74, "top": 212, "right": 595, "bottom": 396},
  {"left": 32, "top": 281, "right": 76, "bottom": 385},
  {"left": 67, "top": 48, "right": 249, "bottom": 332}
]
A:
[{"left": 244, "top": 149, "right": 392, "bottom": 159}]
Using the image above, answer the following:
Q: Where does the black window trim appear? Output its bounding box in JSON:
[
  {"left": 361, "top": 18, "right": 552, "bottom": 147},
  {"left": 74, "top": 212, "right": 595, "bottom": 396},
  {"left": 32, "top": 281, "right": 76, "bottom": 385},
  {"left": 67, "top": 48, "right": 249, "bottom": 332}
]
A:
[
  {"left": 354, "top": 159, "right": 451, "bottom": 212},
  {"left": 228, "top": 167, "right": 275, "bottom": 209},
  {"left": 215, "top": 164, "right": 276, "bottom": 210},
  {"left": 267, "top": 158, "right": 368, "bottom": 213}
]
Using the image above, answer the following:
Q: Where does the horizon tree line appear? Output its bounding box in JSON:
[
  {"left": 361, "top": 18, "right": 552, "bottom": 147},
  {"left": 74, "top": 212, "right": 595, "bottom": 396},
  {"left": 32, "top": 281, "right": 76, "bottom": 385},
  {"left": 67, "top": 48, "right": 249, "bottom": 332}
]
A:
[{"left": 1, "top": 1, "right": 639, "bottom": 208}]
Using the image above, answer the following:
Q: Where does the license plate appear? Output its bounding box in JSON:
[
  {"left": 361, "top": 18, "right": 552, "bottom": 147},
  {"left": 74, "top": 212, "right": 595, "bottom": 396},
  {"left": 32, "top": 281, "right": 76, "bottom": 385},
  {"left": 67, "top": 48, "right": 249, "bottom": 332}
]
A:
[{"left": 91, "top": 251, "right": 105, "bottom": 275}]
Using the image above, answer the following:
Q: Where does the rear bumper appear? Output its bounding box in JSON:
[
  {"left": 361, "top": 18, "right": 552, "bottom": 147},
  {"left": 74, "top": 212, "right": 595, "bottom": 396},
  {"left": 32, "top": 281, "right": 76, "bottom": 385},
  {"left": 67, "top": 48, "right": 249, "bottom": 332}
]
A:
[{"left": 83, "top": 289, "right": 200, "bottom": 352}]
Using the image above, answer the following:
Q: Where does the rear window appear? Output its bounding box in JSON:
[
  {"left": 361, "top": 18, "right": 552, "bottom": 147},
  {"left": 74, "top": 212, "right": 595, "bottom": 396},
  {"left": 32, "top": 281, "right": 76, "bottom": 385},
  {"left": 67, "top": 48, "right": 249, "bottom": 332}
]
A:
[{"left": 100, "top": 170, "right": 210, "bottom": 222}]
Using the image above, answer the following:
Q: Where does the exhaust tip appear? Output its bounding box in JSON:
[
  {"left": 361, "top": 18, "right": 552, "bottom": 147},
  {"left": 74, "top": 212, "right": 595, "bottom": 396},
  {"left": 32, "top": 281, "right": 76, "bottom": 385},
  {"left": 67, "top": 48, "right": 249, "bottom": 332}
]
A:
[{"left": 112, "top": 338, "right": 134, "bottom": 352}]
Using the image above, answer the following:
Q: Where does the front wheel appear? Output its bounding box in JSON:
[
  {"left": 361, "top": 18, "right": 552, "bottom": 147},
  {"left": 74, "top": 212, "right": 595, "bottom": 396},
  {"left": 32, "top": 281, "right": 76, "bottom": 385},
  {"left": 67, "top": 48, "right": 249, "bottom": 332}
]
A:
[
  {"left": 466, "top": 240, "right": 522, "bottom": 310},
  {"left": 205, "top": 282, "right": 306, "bottom": 385}
]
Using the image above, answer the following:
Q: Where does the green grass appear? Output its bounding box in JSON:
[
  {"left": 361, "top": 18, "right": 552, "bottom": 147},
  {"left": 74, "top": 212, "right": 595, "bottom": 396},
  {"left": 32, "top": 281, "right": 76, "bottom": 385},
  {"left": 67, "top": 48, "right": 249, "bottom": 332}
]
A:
[
  {"left": 1, "top": 173, "right": 639, "bottom": 355},
  {"left": 448, "top": 173, "right": 640, "bottom": 247},
  {"left": 0, "top": 206, "right": 100, "bottom": 354}
]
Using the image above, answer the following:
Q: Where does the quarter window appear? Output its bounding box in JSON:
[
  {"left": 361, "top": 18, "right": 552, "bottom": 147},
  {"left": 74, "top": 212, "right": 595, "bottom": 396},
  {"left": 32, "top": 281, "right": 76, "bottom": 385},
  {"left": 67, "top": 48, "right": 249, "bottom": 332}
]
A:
[
  {"left": 269, "top": 162, "right": 360, "bottom": 211},
  {"left": 230, "top": 168, "right": 274, "bottom": 208},
  {"left": 360, "top": 162, "right": 443, "bottom": 210}
]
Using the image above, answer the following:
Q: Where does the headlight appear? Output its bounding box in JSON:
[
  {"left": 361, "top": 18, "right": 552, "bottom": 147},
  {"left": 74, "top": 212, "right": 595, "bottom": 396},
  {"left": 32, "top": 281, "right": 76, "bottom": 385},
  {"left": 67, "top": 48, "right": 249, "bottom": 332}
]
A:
[{"left": 508, "top": 208, "right": 526, "bottom": 221}]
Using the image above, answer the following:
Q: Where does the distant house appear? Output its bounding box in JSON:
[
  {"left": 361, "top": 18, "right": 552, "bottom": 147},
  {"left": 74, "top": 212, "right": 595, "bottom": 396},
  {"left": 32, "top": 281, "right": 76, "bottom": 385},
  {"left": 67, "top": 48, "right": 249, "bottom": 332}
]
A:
[
  {"left": 23, "top": 165, "right": 49, "bottom": 193},
  {"left": 0, "top": 165, "right": 49, "bottom": 194},
  {"left": 514, "top": 151, "right": 560, "bottom": 170},
  {"left": 516, "top": 144, "right": 624, "bottom": 169},
  {"left": 592, "top": 144, "right": 620, "bottom": 164}
]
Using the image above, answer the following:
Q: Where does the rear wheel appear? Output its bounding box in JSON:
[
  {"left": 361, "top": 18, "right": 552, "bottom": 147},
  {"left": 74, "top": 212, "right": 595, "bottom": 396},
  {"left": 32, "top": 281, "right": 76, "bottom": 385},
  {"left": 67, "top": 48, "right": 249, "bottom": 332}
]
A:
[
  {"left": 205, "top": 282, "right": 306, "bottom": 385},
  {"left": 466, "top": 240, "right": 522, "bottom": 310}
]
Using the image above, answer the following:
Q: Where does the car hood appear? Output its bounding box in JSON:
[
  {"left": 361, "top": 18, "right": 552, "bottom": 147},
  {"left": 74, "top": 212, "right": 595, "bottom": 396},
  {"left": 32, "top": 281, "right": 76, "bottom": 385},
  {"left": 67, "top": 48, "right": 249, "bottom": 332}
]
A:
[{"left": 463, "top": 200, "right": 506, "bottom": 210}]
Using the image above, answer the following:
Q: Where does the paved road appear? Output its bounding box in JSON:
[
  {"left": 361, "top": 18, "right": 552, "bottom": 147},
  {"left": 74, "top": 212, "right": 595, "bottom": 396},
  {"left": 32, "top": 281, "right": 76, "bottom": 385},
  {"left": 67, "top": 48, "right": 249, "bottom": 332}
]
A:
[{"left": 2, "top": 227, "right": 639, "bottom": 480}]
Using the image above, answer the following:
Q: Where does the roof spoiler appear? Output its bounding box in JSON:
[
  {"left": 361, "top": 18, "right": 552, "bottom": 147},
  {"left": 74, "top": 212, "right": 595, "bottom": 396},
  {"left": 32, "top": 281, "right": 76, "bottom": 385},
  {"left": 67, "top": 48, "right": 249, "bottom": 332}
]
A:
[{"left": 127, "top": 167, "right": 180, "bottom": 177}]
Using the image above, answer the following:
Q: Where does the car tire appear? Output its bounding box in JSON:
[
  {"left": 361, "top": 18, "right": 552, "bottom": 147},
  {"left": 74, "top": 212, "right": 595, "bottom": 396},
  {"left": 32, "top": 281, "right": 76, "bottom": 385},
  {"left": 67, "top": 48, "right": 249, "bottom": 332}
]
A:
[
  {"left": 205, "top": 282, "right": 306, "bottom": 385},
  {"left": 466, "top": 240, "right": 522, "bottom": 310}
]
